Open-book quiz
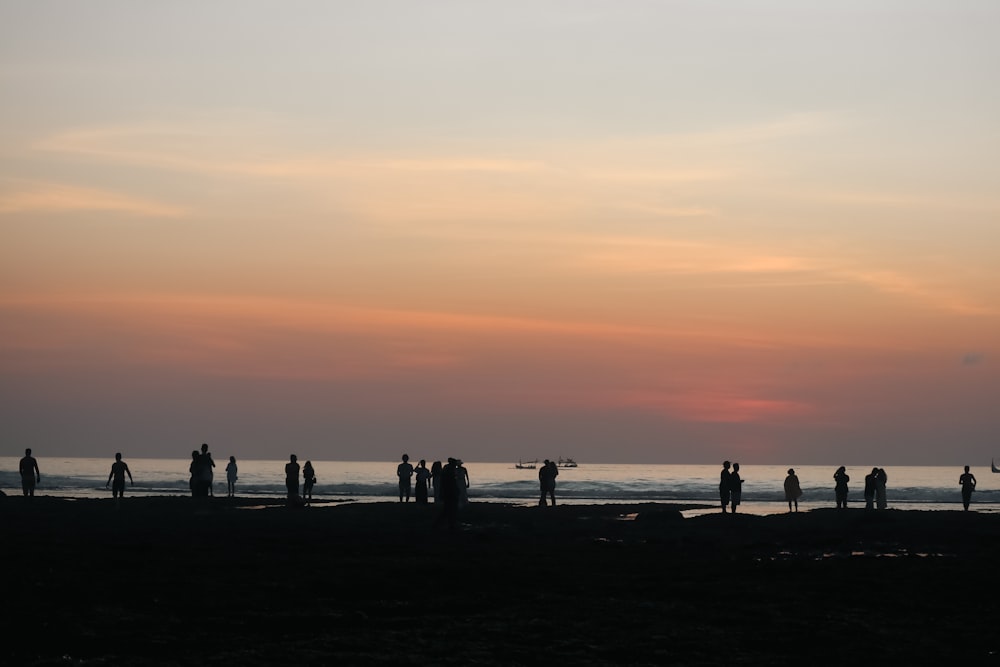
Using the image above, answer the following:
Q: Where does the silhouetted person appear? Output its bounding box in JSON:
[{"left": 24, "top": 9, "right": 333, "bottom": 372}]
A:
[
  {"left": 875, "top": 468, "right": 888, "bottom": 509},
  {"left": 302, "top": 460, "right": 316, "bottom": 504},
  {"left": 106, "top": 452, "right": 133, "bottom": 501},
  {"left": 833, "top": 466, "right": 850, "bottom": 509},
  {"left": 189, "top": 450, "right": 200, "bottom": 497},
  {"left": 539, "top": 459, "right": 558, "bottom": 506},
  {"left": 864, "top": 467, "right": 878, "bottom": 510},
  {"left": 226, "top": 456, "right": 238, "bottom": 497},
  {"left": 784, "top": 468, "right": 802, "bottom": 512},
  {"left": 729, "top": 462, "right": 743, "bottom": 513},
  {"left": 959, "top": 465, "right": 977, "bottom": 511},
  {"left": 397, "top": 454, "right": 414, "bottom": 502},
  {"left": 414, "top": 459, "right": 431, "bottom": 504},
  {"left": 456, "top": 459, "right": 470, "bottom": 507},
  {"left": 719, "top": 461, "right": 732, "bottom": 513},
  {"left": 285, "top": 454, "right": 300, "bottom": 505},
  {"left": 436, "top": 457, "right": 460, "bottom": 529},
  {"left": 199, "top": 443, "right": 215, "bottom": 497},
  {"left": 430, "top": 460, "right": 443, "bottom": 503},
  {"left": 19, "top": 448, "right": 40, "bottom": 497}
]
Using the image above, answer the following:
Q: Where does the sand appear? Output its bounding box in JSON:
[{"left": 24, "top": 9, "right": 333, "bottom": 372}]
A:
[{"left": 4, "top": 496, "right": 999, "bottom": 665}]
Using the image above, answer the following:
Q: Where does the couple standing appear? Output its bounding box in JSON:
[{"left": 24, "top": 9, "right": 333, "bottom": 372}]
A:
[{"left": 719, "top": 461, "right": 743, "bottom": 513}]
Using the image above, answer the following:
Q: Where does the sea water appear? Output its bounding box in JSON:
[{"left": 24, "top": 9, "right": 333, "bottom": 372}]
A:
[{"left": 2, "top": 458, "right": 997, "bottom": 515}]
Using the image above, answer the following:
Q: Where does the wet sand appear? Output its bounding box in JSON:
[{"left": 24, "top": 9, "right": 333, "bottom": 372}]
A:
[{"left": 4, "top": 496, "right": 999, "bottom": 665}]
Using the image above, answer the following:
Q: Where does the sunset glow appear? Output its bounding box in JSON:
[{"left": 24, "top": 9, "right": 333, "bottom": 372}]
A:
[{"left": 2, "top": 2, "right": 998, "bottom": 463}]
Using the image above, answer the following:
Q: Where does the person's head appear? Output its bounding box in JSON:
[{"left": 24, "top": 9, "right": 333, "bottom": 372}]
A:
[
  {"left": 201, "top": 443, "right": 209, "bottom": 453},
  {"left": 723, "top": 460, "right": 730, "bottom": 469},
  {"left": 305, "top": 460, "right": 311, "bottom": 466},
  {"left": 733, "top": 462, "right": 740, "bottom": 471},
  {"left": 837, "top": 466, "right": 845, "bottom": 474},
  {"left": 230, "top": 456, "right": 236, "bottom": 463},
  {"left": 965, "top": 465, "right": 970, "bottom": 473},
  {"left": 402, "top": 453, "right": 409, "bottom": 462},
  {"left": 872, "top": 467, "right": 879, "bottom": 474},
  {"left": 419, "top": 459, "right": 426, "bottom": 467},
  {"left": 787, "top": 468, "right": 794, "bottom": 475},
  {"left": 25, "top": 448, "right": 32, "bottom": 456},
  {"left": 290, "top": 454, "right": 297, "bottom": 463},
  {"left": 192, "top": 450, "right": 199, "bottom": 460},
  {"left": 115, "top": 452, "right": 122, "bottom": 461},
  {"left": 447, "top": 457, "right": 456, "bottom": 465},
  {"left": 432, "top": 460, "right": 442, "bottom": 471}
]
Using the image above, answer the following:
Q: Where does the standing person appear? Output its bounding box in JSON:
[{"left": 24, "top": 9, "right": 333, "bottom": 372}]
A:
[
  {"left": 864, "top": 467, "right": 878, "bottom": 510},
  {"left": 414, "top": 459, "right": 431, "bottom": 504},
  {"left": 833, "top": 466, "right": 850, "bottom": 509},
  {"left": 875, "top": 468, "right": 888, "bottom": 510},
  {"left": 19, "top": 448, "right": 40, "bottom": 498},
  {"left": 226, "top": 456, "right": 238, "bottom": 498},
  {"left": 285, "top": 454, "right": 300, "bottom": 505},
  {"left": 538, "top": 459, "right": 558, "bottom": 507},
  {"left": 436, "top": 458, "right": 460, "bottom": 529},
  {"left": 456, "top": 459, "right": 470, "bottom": 508},
  {"left": 719, "top": 461, "right": 732, "bottom": 513},
  {"left": 784, "top": 468, "right": 802, "bottom": 513},
  {"left": 199, "top": 443, "right": 216, "bottom": 497},
  {"left": 302, "top": 460, "right": 316, "bottom": 504},
  {"left": 430, "top": 460, "right": 443, "bottom": 503},
  {"left": 397, "top": 454, "right": 414, "bottom": 502},
  {"left": 189, "top": 450, "right": 200, "bottom": 497},
  {"left": 729, "top": 462, "right": 743, "bottom": 513},
  {"left": 959, "top": 465, "right": 977, "bottom": 511},
  {"left": 106, "top": 452, "right": 133, "bottom": 501}
]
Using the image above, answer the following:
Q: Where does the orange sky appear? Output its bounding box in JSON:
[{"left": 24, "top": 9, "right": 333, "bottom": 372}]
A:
[{"left": 2, "top": 2, "right": 999, "bottom": 462}]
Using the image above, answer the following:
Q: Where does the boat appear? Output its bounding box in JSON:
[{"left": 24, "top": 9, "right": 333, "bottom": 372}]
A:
[
  {"left": 557, "top": 457, "right": 578, "bottom": 468},
  {"left": 515, "top": 459, "right": 538, "bottom": 470},
  {"left": 992, "top": 459, "right": 999, "bottom": 473}
]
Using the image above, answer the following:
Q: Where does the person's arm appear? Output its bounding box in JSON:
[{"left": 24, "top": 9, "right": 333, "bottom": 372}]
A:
[
  {"left": 126, "top": 464, "right": 133, "bottom": 484},
  {"left": 107, "top": 469, "right": 113, "bottom": 487},
  {"left": 34, "top": 460, "right": 40, "bottom": 482}
]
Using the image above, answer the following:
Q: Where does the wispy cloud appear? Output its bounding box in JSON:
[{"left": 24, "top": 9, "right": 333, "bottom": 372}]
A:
[{"left": 0, "top": 181, "right": 184, "bottom": 217}]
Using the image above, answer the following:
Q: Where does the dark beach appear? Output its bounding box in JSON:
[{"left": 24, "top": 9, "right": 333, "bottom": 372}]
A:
[{"left": 4, "top": 497, "right": 999, "bottom": 666}]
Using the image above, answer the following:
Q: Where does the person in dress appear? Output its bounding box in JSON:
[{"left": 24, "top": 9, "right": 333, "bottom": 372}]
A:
[
  {"left": 19, "top": 448, "right": 40, "bottom": 498},
  {"left": 864, "top": 467, "right": 878, "bottom": 510},
  {"left": 106, "top": 452, "right": 133, "bottom": 501},
  {"left": 729, "top": 462, "right": 743, "bottom": 513},
  {"left": 414, "top": 459, "right": 431, "bottom": 504},
  {"left": 833, "top": 466, "right": 849, "bottom": 509},
  {"left": 784, "top": 468, "right": 802, "bottom": 513},
  {"left": 719, "top": 461, "right": 732, "bottom": 513},
  {"left": 875, "top": 468, "right": 888, "bottom": 510},
  {"left": 302, "top": 460, "right": 316, "bottom": 504},
  {"left": 226, "top": 456, "right": 238, "bottom": 498},
  {"left": 959, "top": 465, "right": 977, "bottom": 511},
  {"left": 456, "top": 459, "right": 470, "bottom": 508},
  {"left": 430, "top": 460, "right": 443, "bottom": 503}
]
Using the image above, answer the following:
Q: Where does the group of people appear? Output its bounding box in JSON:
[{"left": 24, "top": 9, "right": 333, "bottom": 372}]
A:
[
  {"left": 396, "top": 454, "right": 470, "bottom": 507},
  {"left": 284, "top": 455, "right": 317, "bottom": 505},
  {"left": 718, "top": 461, "right": 744, "bottom": 513}
]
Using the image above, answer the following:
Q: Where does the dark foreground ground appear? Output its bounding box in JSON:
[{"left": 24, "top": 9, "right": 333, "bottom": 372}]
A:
[{"left": 3, "top": 496, "right": 999, "bottom": 666}]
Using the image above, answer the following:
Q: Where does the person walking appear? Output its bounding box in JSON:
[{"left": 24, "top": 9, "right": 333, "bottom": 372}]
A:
[
  {"left": 784, "top": 468, "right": 802, "bottom": 512},
  {"left": 106, "top": 452, "right": 133, "bottom": 501},
  {"left": 833, "top": 466, "right": 849, "bottom": 509},
  {"left": 19, "top": 448, "right": 40, "bottom": 498},
  {"left": 959, "top": 465, "right": 977, "bottom": 511}
]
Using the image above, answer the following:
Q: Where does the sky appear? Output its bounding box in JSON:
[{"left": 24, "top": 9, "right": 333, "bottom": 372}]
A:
[{"left": 2, "top": 1, "right": 999, "bottom": 464}]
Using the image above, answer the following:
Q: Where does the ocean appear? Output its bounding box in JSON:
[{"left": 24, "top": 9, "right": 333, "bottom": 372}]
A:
[{"left": 2, "top": 458, "right": 996, "bottom": 516}]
